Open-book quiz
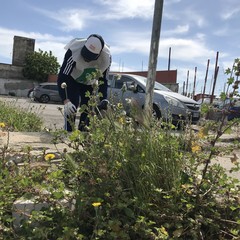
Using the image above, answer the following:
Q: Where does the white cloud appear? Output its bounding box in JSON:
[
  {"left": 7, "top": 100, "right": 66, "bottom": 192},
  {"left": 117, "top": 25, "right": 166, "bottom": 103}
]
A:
[
  {"left": 163, "top": 25, "right": 189, "bottom": 36},
  {"left": 31, "top": 7, "right": 91, "bottom": 32},
  {"left": 97, "top": 0, "right": 154, "bottom": 19},
  {"left": 110, "top": 31, "right": 151, "bottom": 55},
  {"left": 160, "top": 37, "right": 216, "bottom": 63},
  {"left": 221, "top": 7, "right": 240, "bottom": 20}
]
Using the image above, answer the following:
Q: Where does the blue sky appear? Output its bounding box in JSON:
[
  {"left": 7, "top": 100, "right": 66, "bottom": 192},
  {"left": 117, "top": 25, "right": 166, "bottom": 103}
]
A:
[{"left": 1, "top": 0, "right": 239, "bottom": 96}]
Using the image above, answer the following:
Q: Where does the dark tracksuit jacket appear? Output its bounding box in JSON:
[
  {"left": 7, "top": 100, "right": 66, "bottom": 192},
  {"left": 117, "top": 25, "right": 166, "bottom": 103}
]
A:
[{"left": 57, "top": 38, "right": 111, "bottom": 131}]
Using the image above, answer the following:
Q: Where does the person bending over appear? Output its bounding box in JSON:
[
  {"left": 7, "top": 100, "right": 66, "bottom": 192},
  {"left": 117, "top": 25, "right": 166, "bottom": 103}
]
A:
[{"left": 57, "top": 34, "right": 111, "bottom": 131}]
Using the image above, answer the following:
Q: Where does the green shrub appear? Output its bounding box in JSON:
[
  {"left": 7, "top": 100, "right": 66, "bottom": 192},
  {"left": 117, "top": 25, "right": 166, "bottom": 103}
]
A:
[{"left": 22, "top": 49, "right": 60, "bottom": 82}]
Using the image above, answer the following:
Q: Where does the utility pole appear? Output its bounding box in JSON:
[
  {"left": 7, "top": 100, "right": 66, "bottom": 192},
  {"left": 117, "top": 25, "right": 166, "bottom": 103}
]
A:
[
  {"left": 202, "top": 59, "right": 210, "bottom": 103},
  {"left": 144, "top": 0, "right": 164, "bottom": 120},
  {"left": 185, "top": 70, "right": 189, "bottom": 96},
  {"left": 168, "top": 47, "right": 171, "bottom": 71},
  {"left": 210, "top": 51, "right": 219, "bottom": 103},
  {"left": 192, "top": 67, "right": 197, "bottom": 99}
]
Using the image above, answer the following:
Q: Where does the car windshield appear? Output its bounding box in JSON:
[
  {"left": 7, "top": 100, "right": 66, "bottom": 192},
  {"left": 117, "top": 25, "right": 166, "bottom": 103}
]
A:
[{"left": 132, "top": 75, "right": 172, "bottom": 92}]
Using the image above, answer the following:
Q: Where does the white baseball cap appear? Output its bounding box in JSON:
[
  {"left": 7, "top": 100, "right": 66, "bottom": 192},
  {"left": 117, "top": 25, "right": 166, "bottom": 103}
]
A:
[{"left": 81, "top": 34, "right": 104, "bottom": 61}]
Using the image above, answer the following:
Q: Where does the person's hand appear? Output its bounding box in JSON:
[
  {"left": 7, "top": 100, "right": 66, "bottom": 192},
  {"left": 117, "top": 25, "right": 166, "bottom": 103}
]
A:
[{"left": 64, "top": 101, "right": 77, "bottom": 115}]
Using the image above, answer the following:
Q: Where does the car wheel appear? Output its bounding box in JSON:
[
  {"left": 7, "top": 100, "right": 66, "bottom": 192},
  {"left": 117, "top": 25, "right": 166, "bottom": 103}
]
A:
[{"left": 39, "top": 94, "right": 50, "bottom": 103}]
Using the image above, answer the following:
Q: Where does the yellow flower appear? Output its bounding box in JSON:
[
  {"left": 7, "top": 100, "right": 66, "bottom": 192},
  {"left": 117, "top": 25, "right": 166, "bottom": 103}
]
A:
[
  {"left": 198, "top": 129, "right": 205, "bottom": 139},
  {"left": 191, "top": 142, "right": 201, "bottom": 153},
  {"left": 44, "top": 153, "right": 55, "bottom": 161},
  {"left": 117, "top": 103, "right": 123, "bottom": 108},
  {"left": 92, "top": 202, "right": 101, "bottom": 207},
  {"left": 160, "top": 226, "right": 169, "bottom": 236},
  {"left": 118, "top": 116, "right": 125, "bottom": 124},
  {"left": 0, "top": 122, "right": 6, "bottom": 128}
]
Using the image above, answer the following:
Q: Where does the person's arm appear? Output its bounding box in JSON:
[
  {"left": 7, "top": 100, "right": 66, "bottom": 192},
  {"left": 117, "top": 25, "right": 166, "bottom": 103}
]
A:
[{"left": 57, "top": 49, "right": 76, "bottom": 102}]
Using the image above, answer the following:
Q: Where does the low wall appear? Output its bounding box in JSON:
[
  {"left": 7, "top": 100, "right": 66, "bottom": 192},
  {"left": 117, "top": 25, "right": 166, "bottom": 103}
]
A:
[
  {"left": 0, "top": 78, "right": 38, "bottom": 97},
  {"left": 0, "top": 63, "right": 25, "bottom": 79}
]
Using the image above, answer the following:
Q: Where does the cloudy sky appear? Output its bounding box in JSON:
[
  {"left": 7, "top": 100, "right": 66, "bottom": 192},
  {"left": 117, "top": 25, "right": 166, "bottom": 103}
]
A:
[{"left": 1, "top": 0, "right": 240, "bottom": 95}]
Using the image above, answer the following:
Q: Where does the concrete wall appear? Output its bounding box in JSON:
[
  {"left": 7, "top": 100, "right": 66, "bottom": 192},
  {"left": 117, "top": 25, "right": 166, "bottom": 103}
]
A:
[
  {"left": 0, "top": 63, "right": 36, "bottom": 97},
  {"left": 12, "top": 36, "right": 35, "bottom": 66},
  {"left": 0, "top": 78, "right": 37, "bottom": 97},
  {"left": 0, "top": 63, "right": 25, "bottom": 79},
  {"left": 0, "top": 36, "right": 38, "bottom": 97}
]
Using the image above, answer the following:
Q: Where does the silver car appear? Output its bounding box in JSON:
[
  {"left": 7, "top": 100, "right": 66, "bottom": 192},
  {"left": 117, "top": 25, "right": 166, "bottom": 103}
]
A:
[
  {"left": 32, "top": 82, "right": 62, "bottom": 103},
  {"left": 107, "top": 73, "right": 200, "bottom": 125}
]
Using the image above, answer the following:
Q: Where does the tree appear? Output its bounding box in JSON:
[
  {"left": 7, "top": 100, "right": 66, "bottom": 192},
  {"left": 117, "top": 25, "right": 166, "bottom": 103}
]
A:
[{"left": 23, "top": 49, "right": 60, "bottom": 82}]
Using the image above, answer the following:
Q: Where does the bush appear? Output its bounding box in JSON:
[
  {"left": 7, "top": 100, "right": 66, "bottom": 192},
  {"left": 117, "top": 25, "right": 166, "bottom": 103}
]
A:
[{"left": 22, "top": 49, "right": 60, "bottom": 82}]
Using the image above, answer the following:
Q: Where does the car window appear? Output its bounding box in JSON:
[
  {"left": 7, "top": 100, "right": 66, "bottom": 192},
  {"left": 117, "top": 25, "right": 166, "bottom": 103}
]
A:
[
  {"left": 51, "top": 85, "right": 58, "bottom": 91},
  {"left": 137, "top": 85, "right": 145, "bottom": 93},
  {"left": 42, "top": 85, "right": 50, "bottom": 90},
  {"left": 114, "top": 77, "right": 129, "bottom": 89},
  {"left": 42, "top": 85, "right": 58, "bottom": 91}
]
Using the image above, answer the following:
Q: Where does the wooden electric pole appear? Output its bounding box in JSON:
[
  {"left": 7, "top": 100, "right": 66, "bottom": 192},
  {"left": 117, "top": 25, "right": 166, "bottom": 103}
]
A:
[{"left": 144, "top": 0, "right": 164, "bottom": 120}]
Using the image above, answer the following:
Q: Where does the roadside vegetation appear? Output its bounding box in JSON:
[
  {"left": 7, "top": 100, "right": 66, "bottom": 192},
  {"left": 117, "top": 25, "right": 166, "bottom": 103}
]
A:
[
  {"left": 22, "top": 49, "right": 60, "bottom": 82},
  {"left": 0, "top": 100, "right": 43, "bottom": 132},
  {"left": 0, "top": 60, "right": 240, "bottom": 239}
]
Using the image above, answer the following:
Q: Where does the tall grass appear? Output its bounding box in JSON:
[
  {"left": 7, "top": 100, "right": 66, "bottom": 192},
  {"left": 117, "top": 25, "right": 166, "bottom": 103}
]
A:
[{"left": 0, "top": 100, "right": 43, "bottom": 131}]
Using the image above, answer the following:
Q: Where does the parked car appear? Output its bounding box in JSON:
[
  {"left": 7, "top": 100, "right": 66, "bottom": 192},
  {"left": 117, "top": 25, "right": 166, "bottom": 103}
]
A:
[
  {"left": 108, "top": 73, "right": 200, "bottom": 125},
  {"left": 197, "top": 97, "right": 221, "bottom": 108},
  {"left": 218, "top": 98, "right": 240, "bottom": 121},
  {"left": 32, "top": 82, "right": 62, "bottom": 103},
  {"left": 27, "top": 88, "right": 34, "bottom": 98}
]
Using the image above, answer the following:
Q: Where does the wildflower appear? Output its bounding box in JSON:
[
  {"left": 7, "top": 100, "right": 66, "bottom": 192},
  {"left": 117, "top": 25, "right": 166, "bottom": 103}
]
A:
[
  {"left": 0, "top": 122, "right": 6, "bottom": 128},
  {"left": 117, "top": 103, "right": 123, "bottom": 108},
  {"left": 92, "top": 202, "right": 101, "bottom": 207},
  {"left": 191, "top": 142, "right": 201, "bottom": 153},
  {"left": 44, "top": 153, "right": 55, "bottom": 161},
  {"left": 125, "top": 98, "right": 132, "bottom": 104},
  {"left": 118, "top": 116, "right": 125, "bottom": 124},
  {"left": 61, "top": 82, "right": 67, "bottom": 89},
  {"left": 160, "top": 226, "right": 169, "bottom": 236},
  {"left": 197, "top": 129, "right": 205, "bottom": 139}
]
